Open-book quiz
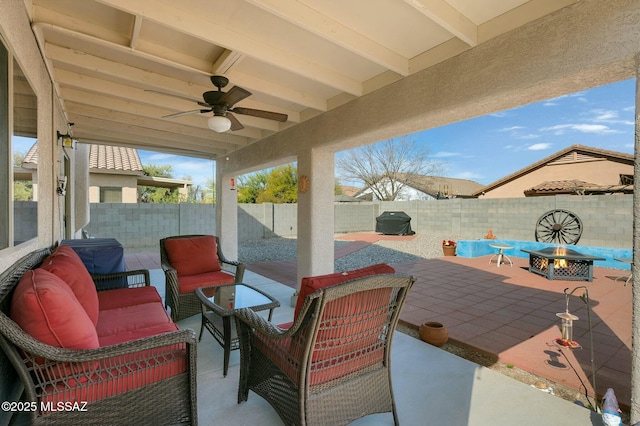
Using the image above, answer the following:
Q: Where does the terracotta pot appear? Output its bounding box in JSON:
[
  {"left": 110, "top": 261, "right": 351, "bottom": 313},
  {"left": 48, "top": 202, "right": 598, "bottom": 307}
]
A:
[
  {"left": 419, "top": 321, "right": 448, "bottom": 347},
  {"left": 442, "top": 245, "right": 456, "bottom": 256}
]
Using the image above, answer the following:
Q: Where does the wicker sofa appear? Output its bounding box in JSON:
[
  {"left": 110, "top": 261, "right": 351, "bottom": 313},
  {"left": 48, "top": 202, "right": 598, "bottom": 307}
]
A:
[{"left": 0, "top": 245, "right": 198, "bottom": 426}]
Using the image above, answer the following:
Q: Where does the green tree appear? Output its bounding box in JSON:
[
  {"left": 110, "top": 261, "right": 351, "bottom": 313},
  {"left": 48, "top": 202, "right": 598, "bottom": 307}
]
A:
[
  {"left": 139, "top": 164, "right": 182, "bottom": 203},
  {"left": 257, "top": 164, "right": 298, "bottom": 203},
  {"left": 237, "top": 171, "right": 269, "bottom": 203},
  {"left": 238, "top": 165, "right": 343, "bottom": 203},
  {"left": 201, "top": 178, "right": 216, "bottom": 204},
  {"left": 13, "top": 181, "right": 32, "bottom": 201},
  {"left": 13, "top": 151, "right": 33, "bottom": 200}
]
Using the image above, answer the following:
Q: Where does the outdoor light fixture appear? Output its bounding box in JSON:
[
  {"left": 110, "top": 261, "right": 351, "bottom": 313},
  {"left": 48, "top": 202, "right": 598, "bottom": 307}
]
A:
[
  {"left": 208, "top": 115, "right": 231, "bottom": 133},
  {"left": 56, "top": 131, "right": 76, "bottom": 149}
]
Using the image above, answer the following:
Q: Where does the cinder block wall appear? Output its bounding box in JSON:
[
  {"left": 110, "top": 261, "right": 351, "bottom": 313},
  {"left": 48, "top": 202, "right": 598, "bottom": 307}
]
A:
[{"left": 85, "top": 194, "right": 632, "bottom": 251}]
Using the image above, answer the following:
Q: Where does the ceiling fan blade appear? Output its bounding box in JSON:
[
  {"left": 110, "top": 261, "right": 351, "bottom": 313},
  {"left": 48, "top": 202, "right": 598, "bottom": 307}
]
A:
[
  {"left": 163, "top": 109, "right": 211, "bottom": 119},
  {"left": 220, "top": 86, "right": 251, "bottom": 107},
  {"left": 146, "top": 89, "right": 200, "bottom": 103},
  {"left": 231, "top": 107, "right": 288, "bottom": 122},
  {"left": 226, "top": 113, "right": 244, "bottom": 131}
]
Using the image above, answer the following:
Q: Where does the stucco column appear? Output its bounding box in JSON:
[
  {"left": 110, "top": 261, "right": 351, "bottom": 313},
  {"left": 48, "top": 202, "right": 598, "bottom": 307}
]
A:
[
  {"left": 631, "top": 58, "right": 640, "bottom": 424},
  {"left": 215, "top": 162, "right": 238, "bottom": 260},
  {"left": 296, "top": 148, "right": 334, "bottom": 287}
]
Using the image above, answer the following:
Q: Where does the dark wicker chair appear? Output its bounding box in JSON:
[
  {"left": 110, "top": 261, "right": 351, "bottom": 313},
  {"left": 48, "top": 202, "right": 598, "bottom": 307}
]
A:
[
  {"left": 235, "top": 274, "right": 415, "bottom": 426},
  {"left": 160, "top": 235, "right": 245, "bottom": 322},
  {"left": 0, "top": 248, "right": 198, "bottom": 426}
]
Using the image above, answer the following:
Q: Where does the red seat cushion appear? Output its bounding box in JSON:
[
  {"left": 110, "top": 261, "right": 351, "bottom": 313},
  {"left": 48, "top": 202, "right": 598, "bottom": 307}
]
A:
[
  {"left": 294, "top": 263, "right": 395, "bottom": 318},
  {"left": 98, "top": 322, "right": 179, "bottom": 347},
  {"left": 10, "top": 269, "right": 99, "bottom": 351},
  {"left": 96, "top": 303, "right": 173, "bottom": 341},
  {"left": 177, "top": 271, "right": 235, "bottom": 294},
  {"left": 164, "top": 236, "right": 221, "bottom": 276},
  {"left": 39, "top": 245, "right": 100, "bottom": 326},
  {"left": 97, "top": 286, "right": 162, "bottom": 311}
]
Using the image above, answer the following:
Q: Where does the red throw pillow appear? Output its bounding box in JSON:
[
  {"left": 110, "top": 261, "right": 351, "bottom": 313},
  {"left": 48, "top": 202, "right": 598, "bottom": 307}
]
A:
[
  {"left": 39, "top": 245, "right": 100, "bottom": 326},
  {"left": 10, "top": 269, "right": 99, "bottom": 350},
  {"left": 164, "top": 236, "right": 221, "bottom": 276},
  {"left": 294, "top": 263, "right": 395, "bottom": 319}
]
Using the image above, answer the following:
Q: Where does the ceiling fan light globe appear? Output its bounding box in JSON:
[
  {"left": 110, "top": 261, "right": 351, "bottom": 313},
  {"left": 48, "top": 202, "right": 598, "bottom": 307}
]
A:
[{"left": 208, "top": 116, "right": 232, "bottom": 132}]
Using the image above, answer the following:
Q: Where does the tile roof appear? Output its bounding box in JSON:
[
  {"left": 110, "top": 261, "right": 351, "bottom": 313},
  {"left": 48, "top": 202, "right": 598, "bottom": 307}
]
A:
[
  {"left": 524, "top": 179, "right": 633, "bottom": 195},
  {"left": 399, "top": 174, "right": 484, "bottom": 197},
  {"left": 22, "top": 142, "right": 38, "bottom": 168},
  {"left": 89, "top": 144, "right": 143, "bottom": 173}
]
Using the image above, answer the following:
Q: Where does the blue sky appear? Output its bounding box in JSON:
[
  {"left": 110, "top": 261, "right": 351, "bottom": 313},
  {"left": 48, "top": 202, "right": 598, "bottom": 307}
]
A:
[
  {"left": 421, "top": 78, "right": 636, "bottom": 185},
  {"left": 16, "top": 78, "right": 635, "bottom": 189}
]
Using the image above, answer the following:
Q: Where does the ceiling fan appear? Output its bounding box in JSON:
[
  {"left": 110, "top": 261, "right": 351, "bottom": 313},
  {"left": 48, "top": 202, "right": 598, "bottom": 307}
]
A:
[{"left": 159, "top": 76, "right": 288, "bottom": 132}]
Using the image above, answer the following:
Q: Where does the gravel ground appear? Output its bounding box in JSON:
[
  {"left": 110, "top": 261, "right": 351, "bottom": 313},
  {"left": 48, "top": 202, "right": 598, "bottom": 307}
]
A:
[{"left": 238, "top": 233, "right": 459, "bottom": 268}]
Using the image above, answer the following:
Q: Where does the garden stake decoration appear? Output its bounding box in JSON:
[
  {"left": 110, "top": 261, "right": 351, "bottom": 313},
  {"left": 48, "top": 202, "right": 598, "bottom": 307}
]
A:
[{"left": 555, "top": 286, "right": 598, "bottom": 413}]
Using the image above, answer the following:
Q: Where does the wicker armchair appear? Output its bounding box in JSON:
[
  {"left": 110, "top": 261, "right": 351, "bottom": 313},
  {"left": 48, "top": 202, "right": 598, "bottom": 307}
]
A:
[
  {"left": 235, "top": 274, "right": 415, "bottom": 426},
  {"left": 160, "top": 235, "right": 245, "bottom": 322},
  {"left": 0, "top": 248, "right": 198, "bottom": 426}
]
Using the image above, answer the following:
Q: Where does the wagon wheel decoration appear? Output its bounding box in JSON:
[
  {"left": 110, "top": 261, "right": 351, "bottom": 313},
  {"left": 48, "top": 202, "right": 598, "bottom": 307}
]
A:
[{"left": 535, "top": 209, "right": 583, "bottom": 245}]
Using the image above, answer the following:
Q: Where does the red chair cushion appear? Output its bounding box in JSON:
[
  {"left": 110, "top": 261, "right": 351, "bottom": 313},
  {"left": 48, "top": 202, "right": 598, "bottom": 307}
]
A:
[
  {"left": 294, "top": 263, "right": 395, "bottom": 318},
  {"left": 10, "top": 269, "right": 99, "bottom": 351},
  {"left": 164, "top": 236, "right": 221, "bottom": 276},
  {"left": 97, "top": 286, "right": 162, "bottom": 311},
  {"left": 177, "top": 271, "right": 235, "bottom": 293},
  {"left": 39, "top": 245, "right": 100, "bottom": 326}
]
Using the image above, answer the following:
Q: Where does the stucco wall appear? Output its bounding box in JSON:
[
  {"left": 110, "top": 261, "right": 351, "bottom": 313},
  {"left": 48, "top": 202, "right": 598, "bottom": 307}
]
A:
[{"left": 89, "top": 174, "right": 139, "bottom": 203}]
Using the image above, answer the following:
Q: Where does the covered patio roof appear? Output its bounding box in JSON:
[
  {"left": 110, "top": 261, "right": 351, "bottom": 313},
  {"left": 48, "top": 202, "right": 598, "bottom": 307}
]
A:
[{"left": 28, "top": 0, "right": 583, "bottom": 159}]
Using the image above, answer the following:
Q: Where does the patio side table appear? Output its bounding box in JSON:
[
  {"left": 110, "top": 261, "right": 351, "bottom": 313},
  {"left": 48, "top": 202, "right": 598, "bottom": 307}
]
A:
[
  {"left": 195, "top": 283, "right": 280, "bottom": 377},
  {"left": 614, "top": 258, "right": 633, "bottom": 286},
  {"left": 489, "top": 243, "right": 514, "bottom": 268}
]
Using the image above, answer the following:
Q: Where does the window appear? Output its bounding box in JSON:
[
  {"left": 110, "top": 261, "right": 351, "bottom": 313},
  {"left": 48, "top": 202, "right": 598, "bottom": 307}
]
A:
[
  {"left": 100, "top": 187, "right": 122, "bottom": 203},
  {"left": 0, "top": 36, "right": 38, "bottom": 249}
]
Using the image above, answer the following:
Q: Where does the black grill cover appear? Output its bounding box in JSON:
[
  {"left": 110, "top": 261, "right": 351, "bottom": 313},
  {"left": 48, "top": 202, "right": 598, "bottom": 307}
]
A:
[{"left": 375, "top": 211, "right": 415, "bottom": 235}]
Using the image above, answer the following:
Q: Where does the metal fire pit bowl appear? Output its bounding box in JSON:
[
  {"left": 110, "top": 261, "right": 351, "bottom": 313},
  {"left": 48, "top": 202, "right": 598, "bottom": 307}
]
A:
[{"left": 521, "top": 247, "right": 605, "bottom": 282}]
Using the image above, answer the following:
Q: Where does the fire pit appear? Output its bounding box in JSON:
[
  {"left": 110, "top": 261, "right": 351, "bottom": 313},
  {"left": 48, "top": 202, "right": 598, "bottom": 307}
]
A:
[{"left": 521, "top": 247, "right": 605, "bottom": 282}]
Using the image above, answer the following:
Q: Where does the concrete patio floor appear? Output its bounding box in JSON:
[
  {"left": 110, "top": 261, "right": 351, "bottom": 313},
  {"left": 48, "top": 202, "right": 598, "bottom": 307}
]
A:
[{"left": 127, "top": 256, "right": 608, "bottom": 425}]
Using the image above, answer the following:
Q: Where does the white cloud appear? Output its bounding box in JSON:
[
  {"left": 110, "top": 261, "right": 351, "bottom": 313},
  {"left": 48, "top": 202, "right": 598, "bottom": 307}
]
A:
[
  {"left": 432, "top": 151, "right": 461, "bottom": 158},
  {"left": 497, "top": 126, "right": 540, "bottom": 140},
  {"left": 452, "top": 171, "right": 484, "bottom": 180},
  {"left": 528, "top": 143, "right": 552, "bottom": 151},
  {"left": 518, "top": 133, "right": 541, "bottom": 140},
  {"left": 498, "top": 126, "right": 525, "bottom": 132},
  {"left": 589, "top": 108, "right": 635, "bottom": 126},
  {"left": 540, "top": 123, "right": 621, "bottom": 135}
]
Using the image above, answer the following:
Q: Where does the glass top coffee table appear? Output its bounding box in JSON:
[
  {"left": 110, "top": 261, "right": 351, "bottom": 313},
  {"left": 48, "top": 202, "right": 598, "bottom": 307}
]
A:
[{"left": 195, "top": 283, "right": 280, "bottom": 377}]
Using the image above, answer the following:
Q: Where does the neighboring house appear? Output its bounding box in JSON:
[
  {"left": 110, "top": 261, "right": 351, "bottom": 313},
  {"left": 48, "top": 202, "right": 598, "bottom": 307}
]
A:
[
  {"left": 340, "top": 186, "right": 361, "bottom": 197},
  {"left": 15, "top": 143, "right": 194, "bottom": 204},
  {"left": 14, "top": 143, "right": 39, "bottom": 201},
  {"left": 474, "top": 145, "right": 634, "bottom": 198},
  {"left": 355, "top": 174, "right": 483, "bottom": 201},
  {"left": 88, "top": 144, "right": 192, "bottom": 203}
]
